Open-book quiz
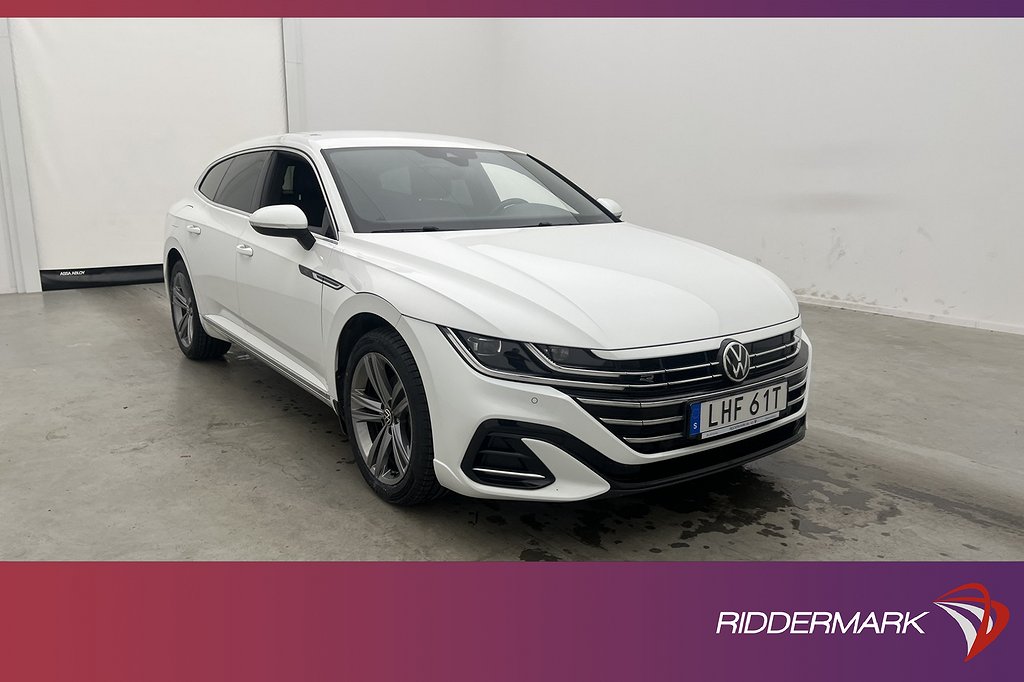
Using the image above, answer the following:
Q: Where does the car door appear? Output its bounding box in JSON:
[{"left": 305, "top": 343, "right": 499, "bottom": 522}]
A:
[
  {"left": 235, "top": 150, "right": 337, "bottom": 393},
  {"left": 184, "top": 151, "right": 270, "bottom": 326}
]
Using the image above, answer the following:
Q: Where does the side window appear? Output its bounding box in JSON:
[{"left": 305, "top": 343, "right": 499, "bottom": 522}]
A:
[
  {"left": 198, "top": 159, "right": 230, "bottom": 200},
  {"left": 259, "top": 151, "right": 333, "bottom": 237},
  {"left": 214, "top": 151, "right": 270, "bottom": 213}
]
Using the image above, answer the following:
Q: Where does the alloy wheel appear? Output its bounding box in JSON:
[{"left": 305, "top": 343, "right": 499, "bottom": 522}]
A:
[
  {"left": 171, "top": 272, "right": 194, "bottom": 347},
  {"left": 350, "top": 352, "right": 413, "bottom": 485}
]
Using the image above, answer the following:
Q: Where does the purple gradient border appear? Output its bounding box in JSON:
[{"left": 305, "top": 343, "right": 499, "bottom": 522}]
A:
[
  {"left": 0, "top": 562, "right": 1018, "bottom": 680},
  {"left": 6, "top": 1, "right": 1024, "bottom": 17}
]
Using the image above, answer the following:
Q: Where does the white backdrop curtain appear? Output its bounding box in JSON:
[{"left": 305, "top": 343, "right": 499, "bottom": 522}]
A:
[{"left": 8, "top": 19, "right": 287, "bottom": 272}]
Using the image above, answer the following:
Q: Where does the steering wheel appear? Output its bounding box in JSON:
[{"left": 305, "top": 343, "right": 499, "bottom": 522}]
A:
[{"left": 490, "top": 197, "right": 528, "bottom": 215}]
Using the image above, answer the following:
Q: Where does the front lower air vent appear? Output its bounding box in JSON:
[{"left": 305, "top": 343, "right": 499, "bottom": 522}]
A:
[{"left": 462, "top": 430, "right": 555, "bottom": 489}]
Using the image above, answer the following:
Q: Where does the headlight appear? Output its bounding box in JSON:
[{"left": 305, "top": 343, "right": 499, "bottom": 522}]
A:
[
  {"left": 461, "top": 333, "right": 504, "bottom": 357},
  {"left": 533, "top": 344, "right": 606, "bottom": 368},
  {"left": 447, "top": 330, "right": 547, "bottom": 375},
  {"left": 445, "top": 328, "right": 619, "bottom": 380}
]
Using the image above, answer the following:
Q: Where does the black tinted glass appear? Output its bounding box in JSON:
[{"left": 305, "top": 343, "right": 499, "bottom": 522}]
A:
[
  {"left": 198, "top": 159, "right": 230, "bottom": 200},
  {"left": 260, "top": 152, "right": 332, "bottom": 237},
  {"left": 215, "top": 151, "right": 270, "bottom": 213}
]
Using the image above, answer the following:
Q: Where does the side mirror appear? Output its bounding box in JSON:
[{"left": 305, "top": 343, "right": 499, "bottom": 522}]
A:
[
  {"left": 249, "top": 205, "right": 315, "bottom": 250},
  {"left": 597, "top": 197, "right": 623, "bottom": 219}
]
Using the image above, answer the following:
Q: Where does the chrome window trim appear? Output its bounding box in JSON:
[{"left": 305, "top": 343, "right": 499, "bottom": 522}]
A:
[
  {"left": 193, "top": 145, "right": 340, "bottom": 241},
  {"left": 194, "top": 149, "right": 272, "bottom": 215}
]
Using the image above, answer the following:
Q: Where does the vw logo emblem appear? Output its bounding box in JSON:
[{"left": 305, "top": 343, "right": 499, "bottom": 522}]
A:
[{"left": 719, "top": 340, "right": 751, "bottom": 383}]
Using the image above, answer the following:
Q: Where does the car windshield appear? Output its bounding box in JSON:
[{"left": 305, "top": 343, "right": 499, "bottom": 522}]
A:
[{"left": 321, "top": 146, "right": 614, "bottom": 233}]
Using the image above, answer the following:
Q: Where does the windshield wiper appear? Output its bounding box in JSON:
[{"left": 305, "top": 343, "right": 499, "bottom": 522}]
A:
[{"left": 372, "top": 226, "right": 442, "bottom": 233}]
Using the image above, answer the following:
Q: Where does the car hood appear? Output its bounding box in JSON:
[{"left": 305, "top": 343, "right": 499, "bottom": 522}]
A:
[{"left": 356, "top": 222, "right": 799, "bottom": 349}]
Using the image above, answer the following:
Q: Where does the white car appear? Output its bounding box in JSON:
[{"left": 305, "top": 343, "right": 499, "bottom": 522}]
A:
[{"left": 165, "top": 131, "right": 810, "bottom": 505}]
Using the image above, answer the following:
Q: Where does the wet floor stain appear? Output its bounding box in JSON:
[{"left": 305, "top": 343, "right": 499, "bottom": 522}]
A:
[
  {"left": 876, "top": 482, "right": 1021, "bottom": 531},
  {"left": 431, "top": 435, "right": 974, "bottom": 561},
  {"left": 519, "top": 548, "right": 561, "bottom": 561}
]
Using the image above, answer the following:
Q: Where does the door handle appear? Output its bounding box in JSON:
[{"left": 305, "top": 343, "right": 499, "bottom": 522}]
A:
[
  {"left": 236, "top": 244, "right": 254, "bottom": 257},
  {"left": 185, "top": 224, "right": 201, "bottom": 235}
]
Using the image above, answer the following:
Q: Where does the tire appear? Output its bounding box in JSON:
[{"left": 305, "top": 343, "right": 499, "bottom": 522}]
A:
[
  {"left": 169, "top": 261, "right": 231, "bottom": 360},
  {"left": 343, "top": 327, "right": 445, "bottom": 505}
]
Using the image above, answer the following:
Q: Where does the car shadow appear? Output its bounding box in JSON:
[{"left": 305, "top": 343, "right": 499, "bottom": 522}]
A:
[
  {"left": 420, "top": 463, "right": 805, "bottom": 560},
  {"left": 212, "top": 346, "right": 850, "bottom": 561}
]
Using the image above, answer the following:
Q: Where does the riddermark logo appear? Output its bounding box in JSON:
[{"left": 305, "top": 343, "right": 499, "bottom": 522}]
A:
[
  {"left": 933, "top": 583, "right": 1010, "bottom": 662},
  {"left": 716, "top": 582, "right": 1010, "bottom": 663}
]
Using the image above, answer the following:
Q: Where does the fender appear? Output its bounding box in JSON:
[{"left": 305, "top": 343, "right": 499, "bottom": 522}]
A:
[
  {"left": 325, "top": 290, "right": 406, "bottom": 400},
  {"left": 163, "top": 236, "right": 190, "bottom": 280},
  {"left": 323, "top": 289, "right": 450, "bottom": 413},
  {"left": 321, "top": 242, "right": 539, "bottom": 408},
  {"left": 164, "top": 231, "right": 231, "bottom": 343}
]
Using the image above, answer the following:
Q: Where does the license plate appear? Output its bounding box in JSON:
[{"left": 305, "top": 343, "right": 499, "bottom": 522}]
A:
[{"left": 688, "top": 381, "right": 788, "bottom": 439}]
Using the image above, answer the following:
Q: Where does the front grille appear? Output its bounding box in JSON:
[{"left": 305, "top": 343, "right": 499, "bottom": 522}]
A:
[
  {"left": 561, "top": 338, "right": 809, "bottom": 455},
  {"left": 527, "top": 330, "right": 799, "bottom": 391}
]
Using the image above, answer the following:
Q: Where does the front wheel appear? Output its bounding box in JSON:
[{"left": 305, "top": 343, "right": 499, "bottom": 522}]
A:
[
  {"left": 169, "top": 261, "right": 231, "bottom": 360},
  {"left": 343, "top": 328, "right": 444, "bottom": 505}
]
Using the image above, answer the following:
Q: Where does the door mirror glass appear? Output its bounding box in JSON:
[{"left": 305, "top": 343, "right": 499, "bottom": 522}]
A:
[
  {"left": 250, "top": 205, "right": 315, "bottom": 250},
  {"left": 597, "top": 197, "right": 623, "bottom": 219}
]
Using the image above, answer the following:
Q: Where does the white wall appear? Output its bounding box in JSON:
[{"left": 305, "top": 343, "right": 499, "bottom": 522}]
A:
[
  {"left": 3, "top": 19, "right": 1022, "bottom": 334},
  {"left": 0, "top": 18, "right": 40, "bottom": 293},
  {"left": 493, "top": 19, "right": 1024, "bottom": 333},
  {"left": 294, "top": 19, "right": 1024, "bottom": 334},
  {"left": 9, "top": 19, "right": 287, "bottom": 271},
  {"left": 0, "top": 24, "right": 13, "bottom": 294},
  {"left": 296, "top": 19, "right": 500, "bottom": 140},
  {"left": 0, "top": 191, "right": 14, "bottom": 294}
]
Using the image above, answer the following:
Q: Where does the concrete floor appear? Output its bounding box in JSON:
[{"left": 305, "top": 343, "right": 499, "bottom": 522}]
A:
[{"left": 0, "top": 283, "right": 1021, "bottom": 561}]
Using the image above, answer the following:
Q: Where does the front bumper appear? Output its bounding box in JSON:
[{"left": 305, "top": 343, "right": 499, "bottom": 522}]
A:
[{"left": 397, "top": 317, "right": 811, "bottom": 501}]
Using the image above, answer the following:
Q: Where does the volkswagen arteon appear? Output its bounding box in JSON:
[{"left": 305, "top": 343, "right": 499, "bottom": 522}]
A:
[{"left": 165, "top": 132, "right": 811, "bottom": 504}]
